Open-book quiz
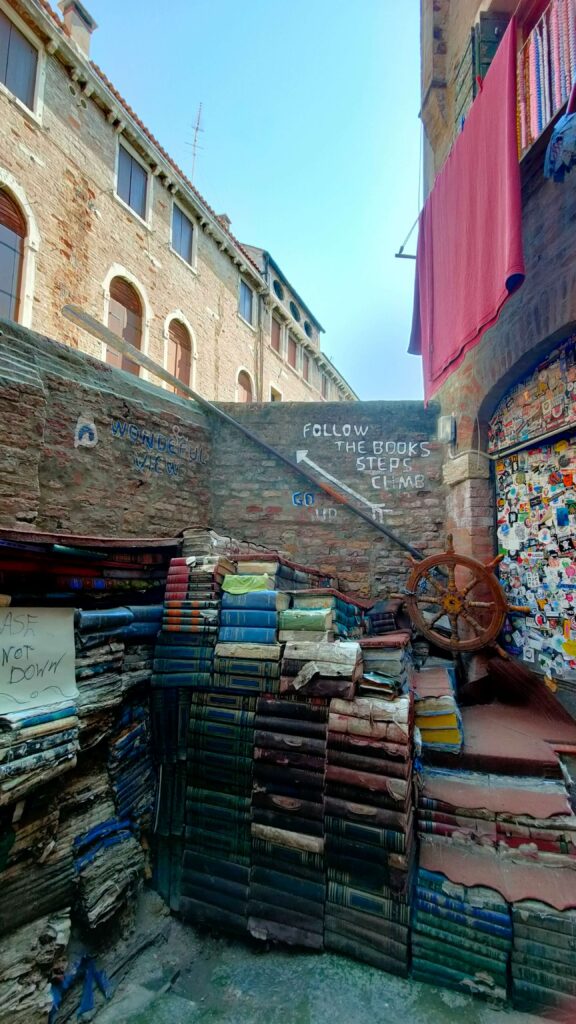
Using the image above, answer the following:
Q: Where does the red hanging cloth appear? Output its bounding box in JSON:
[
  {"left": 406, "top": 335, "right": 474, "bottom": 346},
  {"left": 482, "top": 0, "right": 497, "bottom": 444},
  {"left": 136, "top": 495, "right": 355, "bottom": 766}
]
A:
[{"left": 409, "top": 18, "right": 525, "bottom": 401}]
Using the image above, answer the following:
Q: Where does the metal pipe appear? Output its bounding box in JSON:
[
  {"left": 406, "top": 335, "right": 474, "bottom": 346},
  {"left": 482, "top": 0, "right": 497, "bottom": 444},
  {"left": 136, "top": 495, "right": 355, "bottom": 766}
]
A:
[{"left": 62, "top": 305, "right": 425, "bottom": 560}]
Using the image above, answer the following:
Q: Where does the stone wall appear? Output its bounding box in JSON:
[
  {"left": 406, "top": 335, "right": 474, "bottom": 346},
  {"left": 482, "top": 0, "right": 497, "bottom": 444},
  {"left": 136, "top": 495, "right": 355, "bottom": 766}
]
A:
[
  {"left": 0, "top": 320, "right": 445, "bottom": 597},
  {"left": 0, "top": 320, "right": 211, "bottom": 536},
  {"left": 210, "top": 401, "right": 445, "bottom": 598}
]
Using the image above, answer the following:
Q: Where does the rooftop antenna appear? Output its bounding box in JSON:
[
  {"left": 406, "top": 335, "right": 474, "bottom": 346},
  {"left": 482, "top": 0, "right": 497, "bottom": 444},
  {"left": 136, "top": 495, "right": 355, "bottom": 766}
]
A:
[{"left": 186, "top": 103, "right": 204, "bottom": 184}]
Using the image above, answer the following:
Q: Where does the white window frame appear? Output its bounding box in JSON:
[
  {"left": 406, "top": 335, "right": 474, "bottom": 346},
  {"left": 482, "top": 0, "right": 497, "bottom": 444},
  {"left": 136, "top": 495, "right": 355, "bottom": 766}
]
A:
[
  {"left": 238, "top": 278, "right": 255, "bottom": 329},
  {"left": 235, "top": 366, "right": 255, "bottom": 401},
  {"left": 0, "top": 166, "right": 40, "bottom": 328},
  {"left": 270, "top": 384, "right": 283, "bottom": 402},
  {"left": 114, "top": 136, "right": 152, "bottom": 227},
  {"left": 0, "top": 0, "right": 46, "bottom": 124},
  {"left": 102, "top": 263, "right": 152, "bottom": 377},
  {"left": 170, "top": 199, "right": 198, "bottom": 273},
  {"left": 163, "top": 310, "right": 197, "bottom": 391}
]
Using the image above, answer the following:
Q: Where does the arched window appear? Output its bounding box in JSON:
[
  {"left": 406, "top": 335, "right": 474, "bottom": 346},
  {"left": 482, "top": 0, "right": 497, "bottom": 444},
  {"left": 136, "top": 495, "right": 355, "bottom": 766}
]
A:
[
  {"left": 167, "top": 319, "right": 192, "bottom": 394},
  {"left": 107, "top": 277, "right": 142, "bottom": 375},
  {"left": 0, "top": 188, "right": 26, "bottom": 321},
  {"left": 238, "top": 370, "right": 253, "bottom": 403}
]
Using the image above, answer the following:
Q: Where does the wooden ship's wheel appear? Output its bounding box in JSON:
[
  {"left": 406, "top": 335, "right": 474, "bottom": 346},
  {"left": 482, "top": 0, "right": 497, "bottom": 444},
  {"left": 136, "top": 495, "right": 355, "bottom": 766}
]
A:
[{"left": 394, "top": 535, "right": 529, "bottom": 653}]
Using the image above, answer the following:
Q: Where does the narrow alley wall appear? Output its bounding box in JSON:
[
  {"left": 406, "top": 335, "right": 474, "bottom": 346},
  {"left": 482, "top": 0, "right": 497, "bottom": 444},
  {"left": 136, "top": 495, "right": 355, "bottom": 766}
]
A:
[
  {"left": 0, "top": 319, "right": 211, "bottom": 536},
  {"left": 0, "top": 321, "right": 445, "bottom": 598},
  {"left": 211, "top": 401, "right": 445, "bottom": 598}
]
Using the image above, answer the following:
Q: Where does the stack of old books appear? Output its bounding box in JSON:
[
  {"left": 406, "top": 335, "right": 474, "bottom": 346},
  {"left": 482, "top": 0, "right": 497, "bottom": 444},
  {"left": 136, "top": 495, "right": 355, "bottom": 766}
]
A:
[
  {"left": 358, "top": 632, "right": 413, "bottom": 699},
  {"left": 108, "top": 701, "right": 154, "bottom": 829},
  {"left": 365, "top": 598, "right": 404, "bottom": 635},
  {"left": 0, "top": 702, "right": 79, "bottom": 806},
  {"left": 278, "top": 590, "right": 363, "bottom": 642},
  {"left": 180, "top": 691, "right": 256, "bottom": 934},
  {"left": 415, "top": 765, "right": 576, "bottom": 1004},
  {"left": 213, "top": 589, "right": 286, "bottom": 695},
  {"left": 58, "top": 755, "right": 144, "bottom": 931},
  {"left": 323, "top": 694, "right": 414, "bottom": 975},
  {"left": 280, "top": 640, "right": 362, "bottom": 699},
  {"left": 151, "top": 554, "right": 232, "bottom": 909},
  {"left": 75, "top": 613, "right": 125, "bottom": 719},
  {"left": 249, "top": 697, "right": 328, "bottom": 949},
  {"left": 412, "top": 868, "right": 512, "bottom": 1001},
  {"left": 152, "top": 556, "right": 232, "bottom": 690},
  {"left": 0, "top": 909, "right": 71, "bottom": 1024},
  {"left": 511, "top": 901, "right": 576, "bottom": 1012},
  {"left": 416, "top": 767, "right": 576, "bottom": 856},
  {"left": 213, "top": 638, "right": 283, "bottom": 697},
  {"left": 235, "top": 554, "right": 334, "bottom": 592},
  {"left": 0, "top": 779, "right": 75, "bottom": 936},
  {"left": 413, "top": 664, "right": 463, "bottom": 754}
]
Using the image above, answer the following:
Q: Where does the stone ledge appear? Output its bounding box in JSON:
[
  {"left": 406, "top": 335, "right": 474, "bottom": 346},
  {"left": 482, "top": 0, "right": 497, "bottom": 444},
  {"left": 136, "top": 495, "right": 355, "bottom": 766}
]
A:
[{"left": 443, "top": 451, "right": 491, "bottom": 486}]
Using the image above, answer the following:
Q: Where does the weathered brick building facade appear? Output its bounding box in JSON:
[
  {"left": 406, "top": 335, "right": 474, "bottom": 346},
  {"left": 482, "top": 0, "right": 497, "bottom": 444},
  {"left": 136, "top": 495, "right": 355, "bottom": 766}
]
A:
[
  {"left": 418, "top": 0, "right": 576, "bottom": 689},
  {"left": 0, "top": 0, "right": 356, "bottom": 403}
]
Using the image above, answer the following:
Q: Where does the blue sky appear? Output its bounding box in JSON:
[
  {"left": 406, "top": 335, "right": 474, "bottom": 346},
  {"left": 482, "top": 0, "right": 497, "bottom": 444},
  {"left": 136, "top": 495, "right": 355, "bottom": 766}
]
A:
[{"left": 80, "top": 0, "right": 423, "bottom": 400}]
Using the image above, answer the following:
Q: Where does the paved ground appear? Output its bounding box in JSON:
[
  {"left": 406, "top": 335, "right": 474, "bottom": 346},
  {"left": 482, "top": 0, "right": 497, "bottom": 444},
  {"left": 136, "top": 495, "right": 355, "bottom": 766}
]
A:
[{"left": 94, "top": 920, "right": 548, "bottom": 1024}]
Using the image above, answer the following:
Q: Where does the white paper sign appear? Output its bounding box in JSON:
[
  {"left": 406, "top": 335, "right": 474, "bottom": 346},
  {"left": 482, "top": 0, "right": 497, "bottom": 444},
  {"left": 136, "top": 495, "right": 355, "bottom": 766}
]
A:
[{"left": 0, "top": 608, "right": 77, "bottom": 714}]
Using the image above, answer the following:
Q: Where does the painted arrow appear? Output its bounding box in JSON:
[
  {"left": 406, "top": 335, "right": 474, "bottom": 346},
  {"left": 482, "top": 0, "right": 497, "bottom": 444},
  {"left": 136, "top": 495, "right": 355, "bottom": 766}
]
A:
[{"left": 296, "top": 450, "right": 393, "bottom": 518}]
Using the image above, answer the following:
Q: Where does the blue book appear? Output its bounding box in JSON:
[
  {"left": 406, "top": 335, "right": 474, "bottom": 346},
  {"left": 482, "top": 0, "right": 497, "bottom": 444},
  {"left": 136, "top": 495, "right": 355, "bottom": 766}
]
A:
[
  {"left": 218, "top": 627, "right": 277, "bottom": 644},
  {"left": 220, "top": 610, "right": 278, "bottom": 628},
  {"left": 221, "top": 591, "right": 287, "bottom": 611},
  {"left": 152, "top": 672, "right": 212, "bottom": 688},
  {"left": 153, "top": 659, "right": 214, "bottom": 673}
]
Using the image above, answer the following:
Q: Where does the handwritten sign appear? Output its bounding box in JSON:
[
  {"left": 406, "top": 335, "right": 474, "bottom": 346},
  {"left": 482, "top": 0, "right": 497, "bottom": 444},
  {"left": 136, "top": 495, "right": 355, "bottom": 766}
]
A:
[{"left": 0, "top": 608, "right": 77, "bottom": 714}]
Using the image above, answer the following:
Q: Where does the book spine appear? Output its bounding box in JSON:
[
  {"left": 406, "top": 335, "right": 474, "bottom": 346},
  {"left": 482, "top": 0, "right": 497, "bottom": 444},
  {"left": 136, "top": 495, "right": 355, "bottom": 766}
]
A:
[
  {"left": 220, "top": 610, "right": 278, "bottom": 628},
  {"left": 214, "top": 658, "right": 280, "bottom": 678},
  {"left": 218, "top": 627, "right": 277, "bottom": 644},
  {"left": 221, "top": 591, "right": 279, "bottom": 611}
]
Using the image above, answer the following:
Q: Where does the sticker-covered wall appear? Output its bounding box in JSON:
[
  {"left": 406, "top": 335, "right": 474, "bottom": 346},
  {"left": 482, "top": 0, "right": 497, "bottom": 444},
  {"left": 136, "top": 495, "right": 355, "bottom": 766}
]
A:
[
  {"left": 490, "top": 337, "right": 576, "bottom": 707},
  {"left": 210, "top": 401, "right": 445, "bottom": 598}
]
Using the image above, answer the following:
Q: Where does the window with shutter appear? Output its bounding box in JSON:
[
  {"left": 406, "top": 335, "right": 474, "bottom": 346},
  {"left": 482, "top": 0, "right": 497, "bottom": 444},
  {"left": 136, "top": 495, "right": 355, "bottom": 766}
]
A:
[
  {"left": 0, "top": 10, "right": 38, "bottom": 111},
  {"left": 303, "top": 352, "right": 310, "bottom": 381},
  {"left": 271, "top": 316, "right": 282, "bottom": 353},
  {"left": 107, "top": 277, "right": 142, "bottom": 375},
  {"left": 167, "top": 319, "right": 192, "bottom": 394},
  {"left": 239, "top": 281, "right": 254, "bottom": 324},
  {"left": 0, "top": 189, "right": 25, "bottom": 322},
  {"left": 238, "top": 371, "right": 253, "bottom": 402},
  {"left": 172, "top": 205, "right": 194, "bottom": 265},
  {"left": 288, "top": 335, "right": 298, "bottom": 369},
  {"left": 117, "top": 144, "right": 148, "bottom": 220}
]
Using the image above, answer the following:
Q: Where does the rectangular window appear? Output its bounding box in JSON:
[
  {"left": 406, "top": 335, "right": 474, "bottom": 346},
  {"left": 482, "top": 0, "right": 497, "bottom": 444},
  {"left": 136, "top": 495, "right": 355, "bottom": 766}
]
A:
[
  {"left": 302, "top": 352, "right": 310, "bottom": 381},
  {"left": 321, "top": 373, "right": 329, "bottom": 399},
  {"left": 117, "top": 143, "right": 148, "bottom": 219},
  {"left": 172, "top": 204, "right": 194, "bottom": 265},
  {"left": 239, "top": 280, "right": 253, "bottom": 324},
  {"left": 270, "top": 386, "right": 282, "bottom": 402},
  {"left": 288, "top": 335, "right": 297, "bottom": 369},
  {"left": 271, "top": 316, "right": 282, "bottom": 353},
  {"left": 0, "top": 9, "right": 38, "bottom": 110}
]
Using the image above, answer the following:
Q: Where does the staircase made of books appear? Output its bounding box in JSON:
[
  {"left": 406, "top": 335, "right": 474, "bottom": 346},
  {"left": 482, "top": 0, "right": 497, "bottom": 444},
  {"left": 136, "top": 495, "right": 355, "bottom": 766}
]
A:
[{"left": 150, "top": 533, "right": 576, "bottom": 1015}]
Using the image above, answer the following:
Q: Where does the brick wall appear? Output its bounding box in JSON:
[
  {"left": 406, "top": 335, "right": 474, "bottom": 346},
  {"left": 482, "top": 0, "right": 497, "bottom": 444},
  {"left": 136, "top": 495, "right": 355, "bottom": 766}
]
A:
[
  {"left": 0, "top": 321, "right": 445, "bottom": 596},
  {"left": 0, "top": 319, "right": 212, "bottom": 535},
  {"left": 210, "top": 401, "right": 445, "bottom": 598},
  {"left": 0, "top": 1, "right": 351, "bottom": 404}
]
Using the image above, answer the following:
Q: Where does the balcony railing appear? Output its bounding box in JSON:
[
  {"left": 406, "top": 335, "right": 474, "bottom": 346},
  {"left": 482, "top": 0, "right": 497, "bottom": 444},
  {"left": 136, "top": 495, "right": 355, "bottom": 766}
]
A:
[{"left": 517, "top": 0, "right": 576, "bottom": 155}]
